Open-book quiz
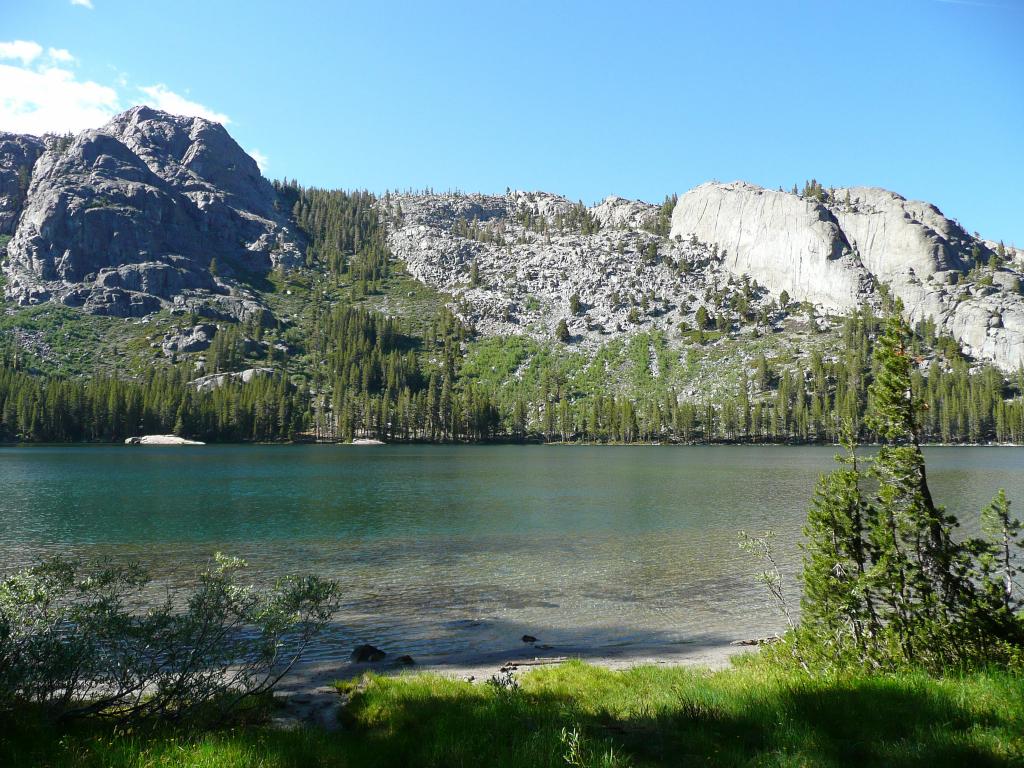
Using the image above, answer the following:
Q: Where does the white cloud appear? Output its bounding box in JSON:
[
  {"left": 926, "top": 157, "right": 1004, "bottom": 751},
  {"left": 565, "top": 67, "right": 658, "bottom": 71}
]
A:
[
  {"left": 138, "top": 84, "right": 230, "bottom": 125},
  {"left": 47, "top": 48, "right": 76, "bottom": 64},
  {"left": 248, "top": 148, "right": 268, "bottom": 171},
  {"left": 0, "top": 63, "right": 120, "bottom": 134},
  {"left": 0, "top": 41, "right": 234, "bottom": 138},
  {"left": 70, "top": 0, "right": 94, "bottom": 9},
  {"left": 0, "top": 40, "right": 43, "bottom": 65}
]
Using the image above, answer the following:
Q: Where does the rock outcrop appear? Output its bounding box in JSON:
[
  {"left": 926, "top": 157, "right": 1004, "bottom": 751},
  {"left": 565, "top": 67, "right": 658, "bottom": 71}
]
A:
[
  {"left": 670, "top": 181, "right": 1024, "bottom": 371},
  {"left": 188, "top": 367, "right": 275, "bottom": 393},
  {"left": 385, "top": 191, "right": 760, "bottom": 349},
  {"left": 670, "top": 182, "right": 870, "bottom": 311},
  {"left": 386, "top": 183, "right": 1022, "bottom": 371},
  {"left": 161, "top": 323, "right": 218, "bottom": 355},
  {"left": 591, "top": 196, "right": 657, "bottom": 230},
  {"left": 2, "top": 106, "right": 302, "bottom": 320}
]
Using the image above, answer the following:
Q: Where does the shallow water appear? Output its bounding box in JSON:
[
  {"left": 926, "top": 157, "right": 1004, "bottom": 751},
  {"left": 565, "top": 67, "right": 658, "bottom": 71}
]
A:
[{"left": 1, "top": 444, "right": 1021, "bottom": 665}]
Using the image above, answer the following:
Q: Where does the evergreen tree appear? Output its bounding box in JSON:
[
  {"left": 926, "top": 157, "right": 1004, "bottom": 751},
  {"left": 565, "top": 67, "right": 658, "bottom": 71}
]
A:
[
  {"left": 785, "top": 307, "right": 1024, "bottom": 672},
  {"left": 569, "top": 293, "right": 581, "bottom": 316},
  {"left": 980, "top": 489, "right": 1022, "bottom": 613}
]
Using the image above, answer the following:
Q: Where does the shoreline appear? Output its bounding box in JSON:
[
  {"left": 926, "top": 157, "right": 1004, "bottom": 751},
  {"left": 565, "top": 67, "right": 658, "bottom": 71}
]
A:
[
  {"left": 273, "top": 641, "right": 753, "bottom": 729},
  {"left": 2, "top": 440, "right": 1022, "bottom": 448}
]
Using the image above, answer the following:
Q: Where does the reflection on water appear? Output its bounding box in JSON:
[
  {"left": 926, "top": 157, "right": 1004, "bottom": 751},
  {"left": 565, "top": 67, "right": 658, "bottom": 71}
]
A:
[{"left": 1, "top": 445, "right": 1021, "bottom": 664}]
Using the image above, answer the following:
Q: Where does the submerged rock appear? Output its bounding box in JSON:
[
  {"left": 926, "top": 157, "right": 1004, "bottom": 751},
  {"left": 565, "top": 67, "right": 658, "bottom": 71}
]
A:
[{"left": 351, "top": 644, "right": 386, "bottom": 663}]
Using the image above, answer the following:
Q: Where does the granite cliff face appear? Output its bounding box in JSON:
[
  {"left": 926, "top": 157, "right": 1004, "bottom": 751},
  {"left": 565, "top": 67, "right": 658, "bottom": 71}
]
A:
[
  {"left": 2, "top": 107, "right": 1020, "bottom": 372},
  {"left": 0, "top": 132, "right": 45, "bottom": 235},
  {"left": 1, "top": 106, "right": 301, "bottom": 320},
  {"left": 669, "top": 181, "right": 1024, "bottom": 371},
  {"left": 668, "top": 182, "right": 869, "bottom": 310}
]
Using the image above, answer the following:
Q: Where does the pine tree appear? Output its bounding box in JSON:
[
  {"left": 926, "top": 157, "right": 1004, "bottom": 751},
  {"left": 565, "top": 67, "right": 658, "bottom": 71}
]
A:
[
  {"left": 784, "top": 307, "right": 1024, "bottom": 671},
  {"left": 569, "top": 293, "right": 581, "bottom": 316},
  {"left": 798, "top": 435, "right": 876, "bottom": 664},
  {"left": 980, "top": 489, "right": 1022, "bottom": 612}
]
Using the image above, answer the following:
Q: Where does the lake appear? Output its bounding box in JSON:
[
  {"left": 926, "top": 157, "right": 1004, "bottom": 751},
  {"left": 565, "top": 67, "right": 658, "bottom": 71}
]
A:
[{"left": 1, "top": 445, "right": 1021, "bottom": 667}]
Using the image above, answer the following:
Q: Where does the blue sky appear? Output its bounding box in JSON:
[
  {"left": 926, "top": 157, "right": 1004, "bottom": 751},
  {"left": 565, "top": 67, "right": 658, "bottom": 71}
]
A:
[{"left": 2, "top": 0, "right": 1022, "bottom": 243}]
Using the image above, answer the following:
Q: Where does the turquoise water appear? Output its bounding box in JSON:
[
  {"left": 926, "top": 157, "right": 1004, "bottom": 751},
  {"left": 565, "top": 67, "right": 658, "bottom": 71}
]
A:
[{"left": 1, "top": 445, "right": 1021, "bottom": 665}]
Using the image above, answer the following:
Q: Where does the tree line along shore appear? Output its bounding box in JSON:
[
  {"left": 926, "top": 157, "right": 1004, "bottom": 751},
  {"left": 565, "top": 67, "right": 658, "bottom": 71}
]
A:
[{"left": 3, "top": 305, "right": 1024, "bottom": 445}]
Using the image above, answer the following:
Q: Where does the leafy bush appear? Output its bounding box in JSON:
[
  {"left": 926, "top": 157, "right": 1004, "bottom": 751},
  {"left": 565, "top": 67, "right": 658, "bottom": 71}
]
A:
[{"left": 0, "top": 554, "right": 340, "bottom": 723}]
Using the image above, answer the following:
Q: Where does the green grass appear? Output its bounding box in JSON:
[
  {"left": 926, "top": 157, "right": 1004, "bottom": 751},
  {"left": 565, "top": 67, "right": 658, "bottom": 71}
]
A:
[{"left": 3, "top": 659, "right": 1022, "bottom": 767}]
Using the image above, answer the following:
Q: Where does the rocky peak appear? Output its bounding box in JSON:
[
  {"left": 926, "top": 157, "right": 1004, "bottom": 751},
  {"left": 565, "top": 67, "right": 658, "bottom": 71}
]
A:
[
  {"left": 591, "top": 196, "right": 657, "bottom": 230},
  {"left": 2, "top": 106, "right": 302, "bottom": 320},
  {"left": 102, "top": 106, "right": 277, "bottom": 218}
]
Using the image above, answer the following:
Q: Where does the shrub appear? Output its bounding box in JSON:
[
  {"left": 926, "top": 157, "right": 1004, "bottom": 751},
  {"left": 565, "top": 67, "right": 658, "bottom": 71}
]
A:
[{"left": 0, "top": 553, "right": 340, "bottom": 723}]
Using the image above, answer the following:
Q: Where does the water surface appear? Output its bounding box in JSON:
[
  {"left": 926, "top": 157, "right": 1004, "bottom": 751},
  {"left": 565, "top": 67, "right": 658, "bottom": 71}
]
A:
[{"left": 1, "top": 445, "right": 1020, "bottom": 665}]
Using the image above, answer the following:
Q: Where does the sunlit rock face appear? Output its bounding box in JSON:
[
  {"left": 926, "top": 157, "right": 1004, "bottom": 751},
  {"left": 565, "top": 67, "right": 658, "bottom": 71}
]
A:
[
  {"left": 670, "top": 181, "right": 1024, "bottom": 371},
  {"left": 2, "top": 106, "right": 301, "bottom": 320},
  {"left": 670, "top": 181, "right": 869, "bottom": 312}
]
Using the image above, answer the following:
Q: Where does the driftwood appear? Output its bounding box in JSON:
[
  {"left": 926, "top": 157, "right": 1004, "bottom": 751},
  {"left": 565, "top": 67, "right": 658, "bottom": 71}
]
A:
[
  {"left": 730, "top": 636, "right": 781, "bottom": 647},
  {"left": 499, "top": 656, "right": 568, "bottom": 671}
]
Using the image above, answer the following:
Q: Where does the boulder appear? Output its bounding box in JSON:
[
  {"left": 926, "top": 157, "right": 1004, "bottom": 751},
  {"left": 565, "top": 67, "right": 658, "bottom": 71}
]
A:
[
  {"left": 350, "top": 644, "right": 386, "bottom": 663},
  {"left": 161, "top": 323, "right": 218, "bottom": 355},
  {"left": 188, "top": 367, "right": 275, "bottom": 393},
  {"left": 124, "top": 435, "right": 205, "bottom": 445}
]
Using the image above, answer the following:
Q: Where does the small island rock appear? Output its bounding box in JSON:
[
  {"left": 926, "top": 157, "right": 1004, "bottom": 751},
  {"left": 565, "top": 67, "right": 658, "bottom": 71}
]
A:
[{"left": 124, "top": 435, "right": 205, "bottom": 445}]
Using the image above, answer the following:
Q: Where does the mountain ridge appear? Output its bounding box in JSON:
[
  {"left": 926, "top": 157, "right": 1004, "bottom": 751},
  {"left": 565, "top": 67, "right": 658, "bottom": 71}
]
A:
[{"left": 2, "top": 106, "right": 1023, "bottom": 373}]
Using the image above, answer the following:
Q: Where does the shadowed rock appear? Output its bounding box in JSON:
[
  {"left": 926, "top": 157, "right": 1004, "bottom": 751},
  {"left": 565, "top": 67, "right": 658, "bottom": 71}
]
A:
[{"left": 351, "top": 644, "right": 387, "bottom": 663}]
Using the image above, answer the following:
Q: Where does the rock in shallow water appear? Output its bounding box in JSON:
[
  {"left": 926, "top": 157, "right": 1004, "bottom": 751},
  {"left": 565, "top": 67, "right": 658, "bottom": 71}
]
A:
[
  {"left": 351, "top": 644, "right": 386, "bottom": 663},
  {"left": 124, "top": 435, "right": 205, "bottom": 445}
]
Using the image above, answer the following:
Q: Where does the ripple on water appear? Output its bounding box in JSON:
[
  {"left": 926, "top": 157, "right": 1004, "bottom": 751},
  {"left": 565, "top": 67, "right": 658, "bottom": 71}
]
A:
[{"left": 1, "top": 444, "right": 1022, "bottom": 664}]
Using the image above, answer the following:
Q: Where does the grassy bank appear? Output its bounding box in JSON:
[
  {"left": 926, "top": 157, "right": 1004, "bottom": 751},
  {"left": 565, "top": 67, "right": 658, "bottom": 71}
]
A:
[{"left": 3, "top": 659, "right": 1023, "bottom": 767}]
